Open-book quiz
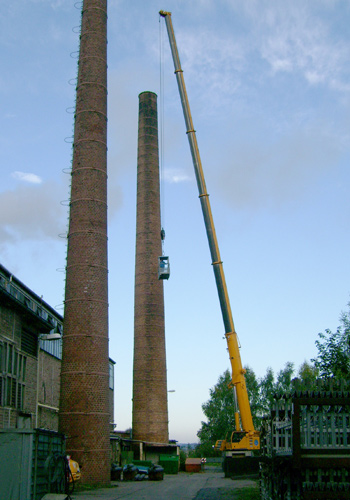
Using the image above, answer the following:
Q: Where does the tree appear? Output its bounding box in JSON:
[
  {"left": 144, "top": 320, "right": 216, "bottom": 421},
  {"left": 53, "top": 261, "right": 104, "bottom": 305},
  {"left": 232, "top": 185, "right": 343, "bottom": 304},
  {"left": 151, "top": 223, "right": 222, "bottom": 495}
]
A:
[
  {"left": 275, "top": 361, "right": 294, "bottom": 393},
  {"left": 244, "top": 365, "right": 261, "bottom": 429},
  {"left": 197, "top": 370, "right": 236, "bottom": 445},
  {"left": 197, "top": 363, "right": 298, "bottom": 447},
  {"left": 258, "top": 366, "right": 275, "bottom": 415},
  {"left": 196, "top": 304, "right": 350, "bottom": 450},
  {"left": 252, "top": 362, "right": 297, "bottom": 416},
  {"left": 292, "top": 361, "right": 319, "bottom": 391},
  {"left": 190, "top": 441, "right": 221, "bottom": 458},
  {"left": 312, "top": 303, "right": 350, "bottom": 379},
  {"left": 197, "top": 354, "right": 339, "bottom": 450},
  {"left": 179, "top": 450, "right": 187, "bottom": 470}
]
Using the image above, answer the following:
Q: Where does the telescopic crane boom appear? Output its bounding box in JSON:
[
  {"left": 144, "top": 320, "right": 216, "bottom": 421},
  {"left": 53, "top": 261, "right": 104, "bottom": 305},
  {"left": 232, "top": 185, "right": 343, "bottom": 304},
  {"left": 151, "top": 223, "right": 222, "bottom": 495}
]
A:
[{"left": 160, "top": 11, "right": 259, "bottom": 452}]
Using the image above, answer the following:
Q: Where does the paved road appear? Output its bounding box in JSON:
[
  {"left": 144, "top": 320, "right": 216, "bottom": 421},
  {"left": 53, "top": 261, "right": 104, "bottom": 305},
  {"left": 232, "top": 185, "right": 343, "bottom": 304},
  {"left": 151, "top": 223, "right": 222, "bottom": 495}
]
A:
[{"left": 71, "top": 468, "right": 258, "bottom": 500}]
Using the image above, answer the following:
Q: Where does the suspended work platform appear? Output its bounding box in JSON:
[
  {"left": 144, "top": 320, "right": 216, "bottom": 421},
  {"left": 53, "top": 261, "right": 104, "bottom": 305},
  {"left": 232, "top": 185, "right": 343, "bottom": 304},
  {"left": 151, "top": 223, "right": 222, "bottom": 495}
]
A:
[{"left": 158, "top": 256, "right": 170, "bottom": 280}]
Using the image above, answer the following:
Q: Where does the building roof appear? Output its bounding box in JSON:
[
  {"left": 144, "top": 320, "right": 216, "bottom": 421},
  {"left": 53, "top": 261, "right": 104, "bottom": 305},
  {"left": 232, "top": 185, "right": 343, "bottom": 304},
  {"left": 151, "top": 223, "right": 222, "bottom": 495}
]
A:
[
  {"left": 185, "top": 458, "right": 202, "bottom": 465},
  {"left": 0, "top": 263, "right": 63, "bottom": 334}
]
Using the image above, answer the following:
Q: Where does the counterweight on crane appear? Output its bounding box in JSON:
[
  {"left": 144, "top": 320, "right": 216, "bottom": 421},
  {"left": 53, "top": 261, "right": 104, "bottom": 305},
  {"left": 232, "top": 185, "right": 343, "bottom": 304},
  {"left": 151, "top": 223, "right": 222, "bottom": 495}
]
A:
[{"left": 159, "top": 10, "right": 260, "bottom": 453}]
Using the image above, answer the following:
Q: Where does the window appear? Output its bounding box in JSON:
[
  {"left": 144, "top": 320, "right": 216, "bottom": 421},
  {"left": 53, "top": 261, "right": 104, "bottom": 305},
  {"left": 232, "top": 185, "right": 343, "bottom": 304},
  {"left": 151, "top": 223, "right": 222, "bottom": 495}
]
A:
[
  {"left": 109, "top": 361, "right": 114, "bottom": 390},
  {"left": 0, "top": 342, "right": 26, "bottom": 409},
  {"left": 21, "top": 329, "right": 38, "bottom": 357}
]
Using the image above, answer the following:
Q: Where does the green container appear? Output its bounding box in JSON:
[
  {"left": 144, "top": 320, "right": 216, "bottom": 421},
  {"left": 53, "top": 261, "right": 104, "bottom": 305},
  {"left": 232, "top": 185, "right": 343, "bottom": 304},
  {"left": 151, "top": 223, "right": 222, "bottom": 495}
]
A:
[
  {"left": 133, "top": 460, "right": 153, "bottom": 468},
  {"left": 159, "top": 455, "right": 179, "bottom": 474}
]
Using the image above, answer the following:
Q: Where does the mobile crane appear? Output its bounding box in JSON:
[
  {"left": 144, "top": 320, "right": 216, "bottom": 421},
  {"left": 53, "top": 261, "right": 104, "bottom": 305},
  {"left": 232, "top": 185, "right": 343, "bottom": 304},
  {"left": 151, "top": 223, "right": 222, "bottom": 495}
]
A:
[{"left": 159, "top": 11, "right": 260, "bottom": 454}]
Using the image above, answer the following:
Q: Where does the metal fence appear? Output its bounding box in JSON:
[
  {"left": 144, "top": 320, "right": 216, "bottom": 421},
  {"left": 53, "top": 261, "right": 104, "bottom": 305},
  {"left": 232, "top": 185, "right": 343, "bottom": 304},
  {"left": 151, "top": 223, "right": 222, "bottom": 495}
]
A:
[
  {"left": 0, "top": 428, "right": 65, "bottom": 500},
  {"left": 260, "top": 379, "right": 350, "bottom": 499}
]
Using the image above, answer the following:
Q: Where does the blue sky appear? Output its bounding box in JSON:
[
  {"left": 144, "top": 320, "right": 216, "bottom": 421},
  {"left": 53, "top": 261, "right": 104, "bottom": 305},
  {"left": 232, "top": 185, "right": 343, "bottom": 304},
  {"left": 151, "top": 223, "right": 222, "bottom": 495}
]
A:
[{"left": 1, "top": 0, "right": 350, "bottom": 443}]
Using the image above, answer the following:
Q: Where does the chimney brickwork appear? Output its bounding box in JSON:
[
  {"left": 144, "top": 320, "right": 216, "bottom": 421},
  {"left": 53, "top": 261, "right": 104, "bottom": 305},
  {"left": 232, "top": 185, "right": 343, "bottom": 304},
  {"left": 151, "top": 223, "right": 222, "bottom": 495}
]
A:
[
  {"left": 132, "top": 92, "right": 169, "bottom": 443},
  {"left": 59, "top": 0, "right": 110, "bottom": 485}
]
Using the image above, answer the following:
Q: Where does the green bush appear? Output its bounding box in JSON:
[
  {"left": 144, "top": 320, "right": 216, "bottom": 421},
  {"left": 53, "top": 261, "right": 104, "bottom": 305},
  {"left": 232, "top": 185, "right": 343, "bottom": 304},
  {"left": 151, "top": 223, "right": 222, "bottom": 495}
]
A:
[
  {"left": 179, "top": 450, "right": 187, "bottom": 471},
  {"left": 189, "top": 442, "right": 221, "bottom": 458}
]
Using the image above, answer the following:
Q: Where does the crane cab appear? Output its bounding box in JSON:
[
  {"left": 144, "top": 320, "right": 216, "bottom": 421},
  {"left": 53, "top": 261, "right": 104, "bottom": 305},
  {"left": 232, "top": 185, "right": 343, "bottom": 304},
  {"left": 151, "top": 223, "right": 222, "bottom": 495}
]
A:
[{"left": 158, "top": 256, "right": 170, "bottom": 280}]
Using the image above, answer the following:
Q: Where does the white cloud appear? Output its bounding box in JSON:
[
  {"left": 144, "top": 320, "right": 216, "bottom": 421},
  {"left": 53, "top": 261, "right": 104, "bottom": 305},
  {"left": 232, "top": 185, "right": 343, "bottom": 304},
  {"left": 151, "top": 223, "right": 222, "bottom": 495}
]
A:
[
  {"left": 179, "top": 29, "right": 244, "bottom": 101},
  {"left": 0, "top": 181, "right": 66, "bottom": 243},
  {"left": 214, "top": 123, "right": 342, "bottom": 211},
  {"left": 244, "top": 1, "right": 350, "bottom": 92},
  {"left": 164, "top": 168, "right": 191, "bottom": 184},
  {"left": 28, "top": 0, "right": 67, "bottom": 9},
  {"left": 12, "top": 171, "right": 42, "bottom": 184},
  {"left": 305, "top": 70, "right": 325, "bottom": 85}
]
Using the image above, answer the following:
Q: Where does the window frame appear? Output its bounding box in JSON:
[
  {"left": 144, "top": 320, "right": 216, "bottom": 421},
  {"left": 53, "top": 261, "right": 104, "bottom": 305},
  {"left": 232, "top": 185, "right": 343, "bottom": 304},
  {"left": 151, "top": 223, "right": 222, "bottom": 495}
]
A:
[{"left": 0, "top": 341, "right": 26, "bottom": 410}]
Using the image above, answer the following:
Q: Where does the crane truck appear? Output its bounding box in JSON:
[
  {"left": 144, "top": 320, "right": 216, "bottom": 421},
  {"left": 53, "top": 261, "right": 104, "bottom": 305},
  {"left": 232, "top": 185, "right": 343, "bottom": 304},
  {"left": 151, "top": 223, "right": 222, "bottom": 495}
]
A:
[{"left": 159, "top": 11, "right": 260, "bottom": 455}]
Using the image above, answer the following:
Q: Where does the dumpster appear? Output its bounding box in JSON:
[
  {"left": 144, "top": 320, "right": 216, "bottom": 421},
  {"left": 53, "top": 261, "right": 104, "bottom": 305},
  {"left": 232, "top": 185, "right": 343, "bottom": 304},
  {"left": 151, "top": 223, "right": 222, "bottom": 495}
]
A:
[
  {"left": 159, "top": 454, "right": 179, "bottom": 474},
  {"left": 185, "top": 458, "right": 202, "bottom": 472},
  {"left": 133, "top": 460, "right": 153, "bottom": 469}
]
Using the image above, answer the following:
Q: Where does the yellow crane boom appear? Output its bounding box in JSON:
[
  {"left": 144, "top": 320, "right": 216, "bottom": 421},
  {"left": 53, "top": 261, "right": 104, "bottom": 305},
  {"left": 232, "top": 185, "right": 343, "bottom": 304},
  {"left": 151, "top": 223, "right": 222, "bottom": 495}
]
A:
[{"left": 159, "top": 11, "right": 259, "bottom": 452}]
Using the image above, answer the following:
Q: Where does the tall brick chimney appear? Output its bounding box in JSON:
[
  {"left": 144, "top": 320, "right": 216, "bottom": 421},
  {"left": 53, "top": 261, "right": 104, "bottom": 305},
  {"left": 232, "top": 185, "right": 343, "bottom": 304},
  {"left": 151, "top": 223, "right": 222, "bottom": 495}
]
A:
[
  {"left": 132, "top": 92, "right": 169, "bottom": 443},
  {"left": 59, "top": 0, "right": 110, "bottom": 485}
]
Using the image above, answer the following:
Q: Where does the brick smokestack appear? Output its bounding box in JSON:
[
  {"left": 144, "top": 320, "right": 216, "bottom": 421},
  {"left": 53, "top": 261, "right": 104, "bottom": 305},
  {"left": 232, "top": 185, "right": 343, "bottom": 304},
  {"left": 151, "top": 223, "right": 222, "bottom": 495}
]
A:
[
  {"left": 132, "top": 92, "right": 169, "bottom": 443},
  {"left": 59, "top": 0, "right": 110, "bottom": 485}
]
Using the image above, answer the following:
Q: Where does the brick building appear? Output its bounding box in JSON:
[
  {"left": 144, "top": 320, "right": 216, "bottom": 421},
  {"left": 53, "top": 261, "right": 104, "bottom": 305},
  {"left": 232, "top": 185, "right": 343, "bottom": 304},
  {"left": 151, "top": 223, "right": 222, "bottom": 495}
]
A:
[{"left": 0, "top": 263, "right": 115, "bottom": 432}]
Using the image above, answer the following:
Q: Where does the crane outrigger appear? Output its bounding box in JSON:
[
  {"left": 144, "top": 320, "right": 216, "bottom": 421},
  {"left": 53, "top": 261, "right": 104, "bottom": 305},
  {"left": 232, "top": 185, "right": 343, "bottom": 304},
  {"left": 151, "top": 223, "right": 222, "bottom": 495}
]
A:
[{"left": 159, "top": 10, "right": 260, "bottom": 454}]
